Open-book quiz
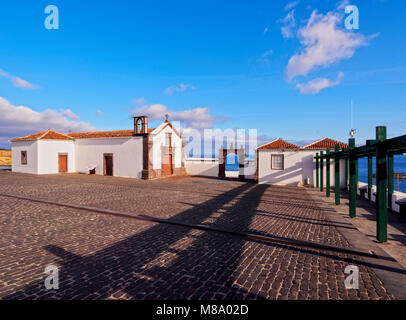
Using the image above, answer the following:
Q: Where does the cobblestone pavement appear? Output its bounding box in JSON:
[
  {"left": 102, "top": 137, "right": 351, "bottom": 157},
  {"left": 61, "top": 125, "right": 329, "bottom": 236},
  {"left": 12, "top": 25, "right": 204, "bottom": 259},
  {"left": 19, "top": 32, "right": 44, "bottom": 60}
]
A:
[{"left": 0, "top": 172, "right": 397, "bottom": 300}]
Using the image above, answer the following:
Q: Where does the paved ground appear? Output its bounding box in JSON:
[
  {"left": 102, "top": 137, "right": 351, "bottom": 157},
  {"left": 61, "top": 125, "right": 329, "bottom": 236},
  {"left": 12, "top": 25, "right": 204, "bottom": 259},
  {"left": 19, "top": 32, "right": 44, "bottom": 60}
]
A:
[
  {"left": 0, "top": 172, "right": 401, "bottom": 300},
  {"left": 328, "top": 192, "right": 406, "bottom": 269}
]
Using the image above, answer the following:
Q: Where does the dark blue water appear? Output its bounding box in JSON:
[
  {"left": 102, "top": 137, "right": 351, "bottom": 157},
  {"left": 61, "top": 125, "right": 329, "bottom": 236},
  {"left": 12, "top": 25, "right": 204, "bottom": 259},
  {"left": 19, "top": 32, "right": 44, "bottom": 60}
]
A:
[{"left": 358, "top": 154, "right": 406, "bottom": 193}]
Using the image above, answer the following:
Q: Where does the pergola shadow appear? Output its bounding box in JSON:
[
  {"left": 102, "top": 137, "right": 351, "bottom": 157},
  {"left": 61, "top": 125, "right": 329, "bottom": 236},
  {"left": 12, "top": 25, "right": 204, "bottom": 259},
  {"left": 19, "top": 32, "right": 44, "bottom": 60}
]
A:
[{"left": 4, "top": 183, "right": 270, "bottom": 300}]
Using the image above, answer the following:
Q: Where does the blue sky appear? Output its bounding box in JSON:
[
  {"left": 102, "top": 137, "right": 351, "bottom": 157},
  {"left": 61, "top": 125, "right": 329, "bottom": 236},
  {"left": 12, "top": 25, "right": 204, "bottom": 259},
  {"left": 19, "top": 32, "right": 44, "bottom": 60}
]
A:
[{"left": 1, "top": 0, "right": 406, "bottom": 149}]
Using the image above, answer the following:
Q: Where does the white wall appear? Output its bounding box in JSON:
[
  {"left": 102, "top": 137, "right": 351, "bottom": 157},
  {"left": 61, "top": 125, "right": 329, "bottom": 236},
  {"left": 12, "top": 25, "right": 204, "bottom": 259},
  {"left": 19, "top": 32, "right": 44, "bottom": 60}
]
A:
[
  {"left": 75, "top": 137, "right": 144, "bottom": 178},
  {"left": 152, "top": 125, "right": 183, "bottom": 170},
  {"left": 37, "top": 140, "right": 75, "bottom": 174},
  {"left": 185, "top": 158, "right": 219, "bottom": 177},
  {"left": 258, "top": 149, "right": 346, "bottom": 187},
  {"left": 244, "top": 159, "right": 256, "bottom": 180},
  {"left": 313, "top": 154, "right": 347, "bottom": 189},
  {"left": 11, "top": 141, "right": 38, "bottom": 174}
]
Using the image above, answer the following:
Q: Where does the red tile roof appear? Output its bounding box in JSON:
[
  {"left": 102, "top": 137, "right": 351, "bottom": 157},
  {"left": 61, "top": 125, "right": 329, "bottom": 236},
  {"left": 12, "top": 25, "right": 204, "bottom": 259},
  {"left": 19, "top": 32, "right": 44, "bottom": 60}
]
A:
[
  {"left": 11, "top": 128, "right": 156, "bottom": 142},
  {"left": 10, "top": 130, "right": 73, "bottom": 142},
  {"left": 303, "top": 138, "right": 348, "bottom": 150},
  {"left": 68, "top": 128, "right": 155, "bottom": 139},
  {"left": 257, "top": 139, "right": 300, "bottom": 150},
  {"left": 68, "top": 130, "right": 133, "bottom": 139}
]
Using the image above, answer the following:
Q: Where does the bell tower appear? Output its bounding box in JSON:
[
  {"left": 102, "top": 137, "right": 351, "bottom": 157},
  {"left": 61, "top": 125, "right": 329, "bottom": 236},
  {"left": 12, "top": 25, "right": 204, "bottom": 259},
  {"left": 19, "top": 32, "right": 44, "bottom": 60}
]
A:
[{"left": 133, "top": 116, "right": 148, "bottom": 134}]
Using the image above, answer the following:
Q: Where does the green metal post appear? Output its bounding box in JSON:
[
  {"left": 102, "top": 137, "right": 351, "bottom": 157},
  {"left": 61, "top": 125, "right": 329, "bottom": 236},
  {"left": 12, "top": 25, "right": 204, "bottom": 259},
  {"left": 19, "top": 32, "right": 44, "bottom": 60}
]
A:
[
  {"left": 326, "top": 150, "right": 331, "bottom": 197},
  {"left": 316, "top": 153, "right": 319, "bottom": 189},
  {"left": 349, "top": 138, "right": 356, "bottom": 218},
  {"left": 334, "top": 145, "right": 340, "bottom": 205},
  {"left": 388, "top": 154, "right": 394, "bottom": 210},
  {"left": 355, "top": 156, "right": 359, "bottom": 190},
  {"left": 368, "top": 156, "right": 373, "bottom": 200},
  {"left": 320, "top": 151, "right": 324, "bottom": 192},
  {"left": 345, "top": 156, "right": 349, "bottom": 191},
  {"left": 376, "top": 126, "right": 388, "bottom": 243}
]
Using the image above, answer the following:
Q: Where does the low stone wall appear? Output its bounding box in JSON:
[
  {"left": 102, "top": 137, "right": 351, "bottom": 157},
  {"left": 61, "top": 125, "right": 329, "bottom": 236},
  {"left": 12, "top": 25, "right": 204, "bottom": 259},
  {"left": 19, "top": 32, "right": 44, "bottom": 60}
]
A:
[
  {"left": 357, "top": 182, "right": 406, "bottom": 214},
  {"left": 185, "top": 158, "right": 256, "bottom": 179},
  {"left": 185, "top": 158, "right": 219, "bottom": 177}
]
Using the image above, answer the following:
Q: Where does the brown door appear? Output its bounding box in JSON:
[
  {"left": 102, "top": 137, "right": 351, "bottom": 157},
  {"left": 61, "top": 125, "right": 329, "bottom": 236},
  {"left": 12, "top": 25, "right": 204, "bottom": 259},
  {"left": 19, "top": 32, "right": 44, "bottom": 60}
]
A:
[
  {"left": 104, "top": 154, "right": 113, "bottom": 176},
  {"left": 162, "top": 154, "right": 173, "bottom": 176},
  {"left": 58, "top": 155, "right": 68, "bottom": 173}
]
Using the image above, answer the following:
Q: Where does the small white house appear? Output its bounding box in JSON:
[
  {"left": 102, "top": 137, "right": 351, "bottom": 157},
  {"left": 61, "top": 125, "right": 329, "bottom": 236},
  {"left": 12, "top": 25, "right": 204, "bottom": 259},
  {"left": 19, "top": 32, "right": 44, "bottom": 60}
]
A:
[
  {"left": 256, "top": 138, "right": 348, "bottom": 187},
  {"left": 10, "top": 116, "right": 186, "bottom": 179}
]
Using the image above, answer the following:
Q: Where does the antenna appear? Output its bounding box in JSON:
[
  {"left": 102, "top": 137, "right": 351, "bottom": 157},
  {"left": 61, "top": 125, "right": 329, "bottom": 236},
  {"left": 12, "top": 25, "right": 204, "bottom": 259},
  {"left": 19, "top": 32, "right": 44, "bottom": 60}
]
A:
[
  {"left": 349, "top": 99, "right": 356, "bottom": 138},
  {"left": 350, "top": 99, "right": 353, "bottom": 129}
]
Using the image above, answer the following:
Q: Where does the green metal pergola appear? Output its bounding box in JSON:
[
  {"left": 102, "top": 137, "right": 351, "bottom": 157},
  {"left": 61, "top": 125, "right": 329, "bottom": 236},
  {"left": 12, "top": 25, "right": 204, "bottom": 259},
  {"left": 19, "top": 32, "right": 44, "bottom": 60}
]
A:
[{"left": 314, "top": 126, "right": 406, "bottom": 243}]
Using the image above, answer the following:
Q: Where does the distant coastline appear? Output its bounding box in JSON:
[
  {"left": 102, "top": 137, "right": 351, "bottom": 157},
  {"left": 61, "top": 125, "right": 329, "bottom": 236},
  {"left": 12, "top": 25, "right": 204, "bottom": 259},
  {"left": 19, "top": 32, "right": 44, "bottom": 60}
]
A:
[{"left": 0, "top": 149, "right": 11, "bottom": 166}]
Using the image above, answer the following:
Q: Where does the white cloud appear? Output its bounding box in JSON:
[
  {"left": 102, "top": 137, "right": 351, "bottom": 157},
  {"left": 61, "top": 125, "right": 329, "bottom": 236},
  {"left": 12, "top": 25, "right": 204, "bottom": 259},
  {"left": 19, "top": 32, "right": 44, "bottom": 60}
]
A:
[
  {"left": 279, "top": 10, "right": 297, "bottom": 39},
  {"left": 133, "top": 104, "right": 229, "bottom": 130},
  {"left": 164, "top": 83, "right": 196, "bottom": 96},
  {"left": 285, "top": 9, "right": 377, "bottom": 81},
  {"left": 296, "top": 72, "right": 344, "bottom": 94},
  {"left": 285, "top": 1, "right": 299, "bottom": 11},
  {"left": 0, "top": 69, "right": 39, "bottom": 90},
  {"left": 337, "top": 0, "right": 350, "bottom": 10},
  {"left": 0, "top": 96, "right": 96, "bottom": 146},
  {"left": 61, "top": 109, "right": 80, "bottom": 120},
  {"left": 258, "top": 49, "right": 273, "bottom": 64},
  {"left": 96, "top": 109, "right": 103, "bottom": 117},
  {"left": 134, "top": 97, "right": 145, "bottom": 105}
]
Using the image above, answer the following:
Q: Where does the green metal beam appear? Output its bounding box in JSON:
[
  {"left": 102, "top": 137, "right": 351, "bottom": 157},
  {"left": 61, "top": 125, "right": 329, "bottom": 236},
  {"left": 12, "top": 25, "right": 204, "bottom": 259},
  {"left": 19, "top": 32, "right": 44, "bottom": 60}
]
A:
[
  {"left": 355, "top": 156, "right": 359, "bottom": 188},
  {"left": 326, "top": 150, "right": 331, "bottom": 197},
  {"left": 316, "top": 153, "right": 319, "bottom": 189},
  {"left": 316, "top": 134, "right": 406, "bottom": 159},
  {"left": 345, "top": 156, "right": 349, "bottom": 191},
  {"left": 376, "top": 126, "right": 388, "bottom": 243},
  {"left": 349, "top": 138, "right": 357, "bottom": 218},
  {"left": 320, "top": 151, "right": 324, "bottom": 192},
  {"left": 334, "top": 145, "right": 340, "bottom": 205},
  {"left": 368, "top": 156, "right": 373, "bottom": 200}
]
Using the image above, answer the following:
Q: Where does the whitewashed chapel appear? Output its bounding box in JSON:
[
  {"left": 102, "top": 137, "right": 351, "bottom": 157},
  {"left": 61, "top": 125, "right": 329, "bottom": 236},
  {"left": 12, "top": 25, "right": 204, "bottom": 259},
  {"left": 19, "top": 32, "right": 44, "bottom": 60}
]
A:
[{"left": 10, "top": 115, "right": 186, "bottom": 179}]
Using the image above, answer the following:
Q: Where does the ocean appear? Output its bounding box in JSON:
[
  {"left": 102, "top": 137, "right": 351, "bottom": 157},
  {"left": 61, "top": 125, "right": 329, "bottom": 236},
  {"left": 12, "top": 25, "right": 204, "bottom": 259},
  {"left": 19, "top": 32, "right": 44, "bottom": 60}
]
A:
[{"left": 358, "top": 154, "right": 406, "bottom": 193}]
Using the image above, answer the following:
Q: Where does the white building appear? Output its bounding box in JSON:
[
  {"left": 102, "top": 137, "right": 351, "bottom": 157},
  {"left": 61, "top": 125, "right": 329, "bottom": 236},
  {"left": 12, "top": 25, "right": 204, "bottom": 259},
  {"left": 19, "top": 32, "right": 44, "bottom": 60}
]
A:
[
  {"left": 10, "top": 116, "right": 186, "bottom": 179},
  {"left": 256, "top": 138, "right": 348, "bottom": 187}
]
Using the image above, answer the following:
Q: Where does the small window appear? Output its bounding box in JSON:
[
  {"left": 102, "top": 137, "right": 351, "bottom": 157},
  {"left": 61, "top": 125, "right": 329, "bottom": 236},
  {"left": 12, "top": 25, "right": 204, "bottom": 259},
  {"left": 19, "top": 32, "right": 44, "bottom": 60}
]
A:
[
  {"left": 21, "top": 151, "right": 27, "bottom": 165},
  {"left": 271, "top": 154, "right": 284, "bottom": 170}
]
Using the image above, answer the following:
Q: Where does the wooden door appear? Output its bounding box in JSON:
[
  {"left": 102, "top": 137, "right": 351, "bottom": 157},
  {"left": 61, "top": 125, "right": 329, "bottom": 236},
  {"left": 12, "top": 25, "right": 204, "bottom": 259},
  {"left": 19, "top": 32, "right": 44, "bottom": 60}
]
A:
[
  {"left": 162, "top": 154, "right": 172, "bottom": 176},
  {"left": 104, "top": 154, "right": 113, "bottom": 176},
  {"left": 58, "top": 155, "right": 68, "bottom": 173}
]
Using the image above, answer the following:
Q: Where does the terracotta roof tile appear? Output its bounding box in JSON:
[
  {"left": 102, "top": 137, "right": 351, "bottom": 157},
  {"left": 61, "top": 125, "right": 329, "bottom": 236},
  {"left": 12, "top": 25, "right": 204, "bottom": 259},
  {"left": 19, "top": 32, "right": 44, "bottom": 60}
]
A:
[
  {"left": 67, "top": 130, "right": 135, "bottom": 139},
  {"left": 67, "top": 128, "right": 155, "bottom": 139},
  {"left": 303, "top": 138, "right": 348, "bottom": 150},
  {"left": 257, "top": 139, "right": 300, "bottom": 150},
  {"left": 11, "top": 128, "right": 157, "bottom": 142},
  {"left": 10, "top": 130, "right": 73, "bottom": 142}
]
